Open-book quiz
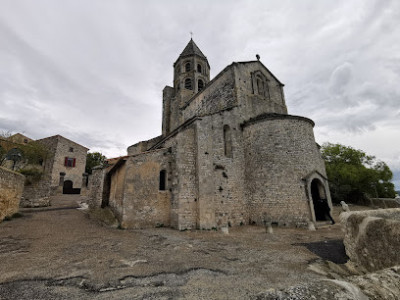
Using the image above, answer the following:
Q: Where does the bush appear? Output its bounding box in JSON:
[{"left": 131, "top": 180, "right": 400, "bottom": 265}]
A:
[{"left": 19, "top": 168, "right": 43, "bottom": 185}]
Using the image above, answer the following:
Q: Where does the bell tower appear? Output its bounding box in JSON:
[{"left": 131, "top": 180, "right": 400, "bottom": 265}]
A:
[
  {"left": 163, "top": 39, "right": 210, "bottom": 136},
  {"left": 173, "top": 39, "right": 210, "bottom": 106}
]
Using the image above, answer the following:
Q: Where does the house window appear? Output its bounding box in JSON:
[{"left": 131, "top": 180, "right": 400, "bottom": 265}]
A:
[
  {"left": 185, "top": 78, "right": 192, "bottom": 90},
  {"left": 23, "top": 139, "right": 28, "bottom": 143},
  {"left": 64, "top": 157, "right": 76, "bottom": 167},
  {"left": 198, "top": 79, "right": 204, "bottom": 91},
  {"left": 197, "top": 64, "right": 202, "bottom": 73},
  {"left": 159, "top": 170, "right": 166, "bottom": 191},
  {"left": 223, "top": 125, "right": 233, "bottom": 158},
  {"left": 185, "top": 62, "right": 191, "bottom": 72},
  {"left": 69, "top": 147, "right": 74, "bottom": 152}
]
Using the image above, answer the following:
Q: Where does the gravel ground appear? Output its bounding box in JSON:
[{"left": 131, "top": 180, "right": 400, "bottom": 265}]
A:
[{"left": 0, "top": 195, "right": 356, "bottom": 299}]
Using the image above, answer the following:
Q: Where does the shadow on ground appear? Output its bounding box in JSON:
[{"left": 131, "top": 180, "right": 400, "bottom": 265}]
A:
[{"left": 293, "top": 239, "right": 349, "bottom": 264}]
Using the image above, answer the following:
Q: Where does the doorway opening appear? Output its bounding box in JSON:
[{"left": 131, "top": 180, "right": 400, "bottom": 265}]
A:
[
  {"left": 63, "top": 180, "right": 80, "bottom": 194},
  {"left": 311, "top": 179, "right": 328, "bottom": 221}
]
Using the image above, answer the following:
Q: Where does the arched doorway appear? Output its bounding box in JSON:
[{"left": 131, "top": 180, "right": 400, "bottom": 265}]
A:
[
  {"left": 63, "top": 180, "right": 74, "bottom": 194},
  {"left": 311, "top": 178, "right": 328, "bottom": 221},
  {"left": 63, "top": 180, "right": 81, "bottom": 194}
]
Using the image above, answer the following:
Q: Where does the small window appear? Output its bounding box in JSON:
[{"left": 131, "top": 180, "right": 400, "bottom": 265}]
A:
[
  {"left": 64, "top": 157, "right": 76, "bottom": 167},
  {"left": 198, "top": 79, "right": 204, "bottom": 91},
  {"left": 23, "top": 139, "right": 28, "bottom": 143},
  {"left": 256, "top": 76, "right": 264, "bottom": 95},
  {"left": 185, "top": 78, "right": 192, "bottom": 90},
  {"left": 197, "top": 64, "right": 202, "bottom": 73},
  {"left": 185, "top": 62, "right": 191, "bottom": 72},
  {"left": 69, "top": 147, "right": 74, "bottom": 152},
  {"left": 159, "top": 170, "right": 166, "bottom": 191}
]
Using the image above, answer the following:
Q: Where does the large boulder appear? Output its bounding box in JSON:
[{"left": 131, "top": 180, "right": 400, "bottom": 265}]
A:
[{"left": 340, "top": 208, "right": 400, "bottom": 272}]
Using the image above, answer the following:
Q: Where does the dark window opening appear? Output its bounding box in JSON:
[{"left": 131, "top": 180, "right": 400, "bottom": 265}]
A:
[
  {"left": 69, "top": 147, "right": 74, "bottom": 152},
  {"left": 23, "top": 139, "right": 28, "bottom": 143},
  {"left": 197, "top": 64, "right": 202, "bottom": 73},
  {"left": 185, "top": 78, "right": 192, "bottom": 90},
  {"left": 198, "top": 79, "right": 204, "bottom": 91},
  {"left": 159, "top": 170, "right": 166, "bottom": 191},
  {"left": 64, "top": 157, "right": 76, "bottom": 167},
  {"left": 185, "top": 62, "right": 191, "bottom": 72}
]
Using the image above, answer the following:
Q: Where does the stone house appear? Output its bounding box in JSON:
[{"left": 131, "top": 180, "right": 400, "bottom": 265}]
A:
[
  {"left": 36, "top": 135, "right": 89, "bottom": 195},
  {"left": 1, "top": 134, "right": 88, "bottom": 207},
  {"left": 89, "top": 39, "right": 332, "bottom": 230}
]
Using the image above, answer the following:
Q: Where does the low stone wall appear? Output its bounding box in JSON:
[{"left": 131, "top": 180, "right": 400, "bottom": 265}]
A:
[
  {"left": 0, "top": 166, "right": 25, "bottom": 222},
  {"left": 368, "top": 198, "right": 400, "bottom": 209},
  {"left": 340, "top": 208, "right": 400, "bottom": 272},
  {"left": 20, "top": 179, "right": 51, "bottom": 207}
]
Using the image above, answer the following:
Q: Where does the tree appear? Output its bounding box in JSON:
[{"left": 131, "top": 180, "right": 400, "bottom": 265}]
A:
[
  {"left": 321, "top": 143, "right": 396, "bottom": 203},
  {"left": 85, "top": 152, "right": 106, "bottom": 174},
  {"left": 0, "top": 132, "right": 50, "bottom": 169}
]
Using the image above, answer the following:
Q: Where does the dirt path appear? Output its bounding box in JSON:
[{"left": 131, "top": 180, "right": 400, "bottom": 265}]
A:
[{"left": 0, "top": 195, "right": 349, "bottom": 299}]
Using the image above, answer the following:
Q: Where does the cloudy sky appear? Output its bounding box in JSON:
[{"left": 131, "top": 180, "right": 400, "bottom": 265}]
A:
[{"left": 1, "top": 0, "right": 399, "bottom": 189}]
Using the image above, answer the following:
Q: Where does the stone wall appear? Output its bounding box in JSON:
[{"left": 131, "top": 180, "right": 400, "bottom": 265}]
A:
[
  {"left": 20, "top": 175, "right": 51, "bottom": 207},
  {"left": 234, "top": 61, "right": 288, "bottom": 119},
  {"left": 367, "top": 198, "right": 400, "bottom": 209},
  {"left": 0, "top": 166, "right": 24, "bottom": 222},
  {"left": 182, "top": 67, "right": 236, "bottom": 123},
  {"left": 120, "top": 149, "right": 172, "bottom": 229},
  {"left": 195, "top": 111, "right": 247, "bottom": 229},
  {"left": 340, "top": 208, "right": 400, "bottom": 272},
  {"left": 87, "top": 167, "right": 107, "bottom": 209},
  {"left": 243, "top": 114, "right": 326, "bottom": 226}
]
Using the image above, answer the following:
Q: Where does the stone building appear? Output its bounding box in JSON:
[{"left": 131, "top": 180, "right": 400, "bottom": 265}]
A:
[
  {"left": 1, "top": 134, "right": 88, "bottom": 207},
  {"left": 90, "top": 39, "right": 332, "bottom": 230},
  {"left": 37, "top": 135, "right": 89, "bottom": 195}
]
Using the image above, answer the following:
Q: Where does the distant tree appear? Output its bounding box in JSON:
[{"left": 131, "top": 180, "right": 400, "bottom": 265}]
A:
[
  {"left": 85, "top": 152, "right": 106, "bottom": 174},
  {"left": 321, "top": 143, "right": 396, "bottom": 203},
  {"left": 0, "top": 132, "right": 50, "bottom": 169}
]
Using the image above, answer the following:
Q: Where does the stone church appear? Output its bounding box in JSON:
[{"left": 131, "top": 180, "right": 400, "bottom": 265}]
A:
[{"left": 89, "top": 39, "right": 332, "bottom": 230}]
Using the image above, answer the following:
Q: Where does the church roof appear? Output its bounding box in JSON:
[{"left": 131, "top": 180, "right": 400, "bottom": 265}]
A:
[
  {"left": 174, "top": 39, "right": 209, "bottom": 67},
  {"left": 179, "top": 39, "right": 206, "bottom": 59}
]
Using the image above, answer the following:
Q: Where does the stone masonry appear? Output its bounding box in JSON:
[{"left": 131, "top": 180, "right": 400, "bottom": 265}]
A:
[
  {"left": 89, "top": 39, "right": 332, "bottom": 230},
  {"left": 0, "top": 166, "right": 24, "bottom": 222}
]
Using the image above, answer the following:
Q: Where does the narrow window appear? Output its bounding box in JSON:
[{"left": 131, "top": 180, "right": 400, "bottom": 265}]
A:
[
  {"left": 185, "top": 62, "right": 191, "bottom": 72},
  {"left": 256, "top": 76, "right": 264, "bottom": 96},
  {"left": 223, "top": 125, "right": 233, "bottom": 158},
  {"left": 185, "top": 78, "right": 192, "bottom": 90},
  {"left": 69, "top": 147, "right": 74, "bottom": 152},
  {"left": 198, "top": 79, "right": 204, "bottom": 91},
  {"left": 197, "top": 64, "right": 202, "bottom": 73},
  {"left": 159, "top": 170, "right": 166, "bottom": 191}
]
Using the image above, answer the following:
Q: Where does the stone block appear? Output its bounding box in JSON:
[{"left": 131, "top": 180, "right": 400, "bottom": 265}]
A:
[{"left": 340, "top": 208, "right": 400, "bottom": 271}]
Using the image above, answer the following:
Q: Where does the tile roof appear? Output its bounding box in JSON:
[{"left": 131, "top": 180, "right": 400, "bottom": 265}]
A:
[{"left": 179, "top": 38, "right": 207, "bottom": 60}]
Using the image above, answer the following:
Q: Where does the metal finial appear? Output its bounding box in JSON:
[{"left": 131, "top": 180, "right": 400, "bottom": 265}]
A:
[
  {"left": 256, "top": 54, "right": 260, "bottom": 60},
  {"left": 190, "top": 31, "right": 193, "bottom": 39}
]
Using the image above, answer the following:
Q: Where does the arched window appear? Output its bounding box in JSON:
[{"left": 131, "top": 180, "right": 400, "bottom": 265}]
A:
[
  {"left": 223, "top": 125, "right": 232, "bottom": 158},
  {"left": 198, "top": 79, "right": 204, "bottom": 91},
  {"left": 159, "top": 170, "right": 166, "bottom": 191},
  {"left": 197, "top": 64, "right": 202, "bottom": 73},
  {"left": 185, "top": 62, "right": 191, "bottom": 72},
  {"left": 185, "top": 78, "right": 192, "bottom": 90}
]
